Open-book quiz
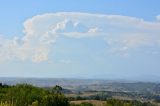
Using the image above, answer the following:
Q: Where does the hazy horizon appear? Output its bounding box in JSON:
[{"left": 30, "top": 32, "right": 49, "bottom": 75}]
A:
[{"left": 0, "top": 0, "right": 160, "bottom": 82}]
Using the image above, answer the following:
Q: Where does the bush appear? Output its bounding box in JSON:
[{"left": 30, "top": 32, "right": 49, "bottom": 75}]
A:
[
  {"left": 41, "top": 94, "right": 69, "bottom": 106},
  {"left": 105, "top": 99, "right": 155, "bottom": 106},
  {"left": 70, "top": 102, "right": 94, "bottom": 106},
  {"left": 0, "top": 101, "right": 14, "bottom": 106},
  {"left": 0, "top": 84, "right": 69, "bottom": 106}
]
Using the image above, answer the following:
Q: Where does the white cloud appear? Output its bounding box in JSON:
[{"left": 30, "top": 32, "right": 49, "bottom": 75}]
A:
[
  {"left": 0, "top": 12, "right": 160, "bottom": 63},
  {"left": 156, "top": 15, "right": 160, "bottom": 21},
  {"left": 59, "top": 59, "right": 72, "bottom": 64}
]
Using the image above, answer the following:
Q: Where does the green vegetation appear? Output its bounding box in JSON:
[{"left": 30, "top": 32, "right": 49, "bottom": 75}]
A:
[
  {"left": 0, "top": 83, "right": 158, "bottom": 106},
  {"left": 70, "top": 99, "right": 156, "bottom": 106},
  {"left": 0, "top": 83, "right": 69, "bottom": 106},
  {"left": 105, "top": 99, "right": 155, "bottom": 106},
  {"left": 70, "top": 102, "right": 94, "bottom": 106},
  {"left": 0, "top": 101, "right": 14, "bottom": 106}
]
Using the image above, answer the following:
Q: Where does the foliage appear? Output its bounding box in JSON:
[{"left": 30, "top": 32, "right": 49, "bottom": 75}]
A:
[
  {"left": 41, "top": 94, "right": 69, "bottom": 106},
  {"left": 4, "top": 84, "right": 47, "bottom": 106},
  {"left": 0, "top": 101, "right": 14, "bottom": 106},
  {"left": 51, "top": 85, "right": 63, "bottom": 94},
  {"left": 105, "top": 99, "right": 155, "bottom": 106},
  {"left": 0, "top": 84, "right": 69, "bottom": 106},
  {"left": 70, "top": 102, "right": 94, "bottom": 106},
  {"left": 0, "top": 83, "right": 157, "bottom": 106}
]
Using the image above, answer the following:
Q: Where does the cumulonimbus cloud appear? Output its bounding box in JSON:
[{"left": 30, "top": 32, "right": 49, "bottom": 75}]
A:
[{"left": 0, "top": 12, "right": 160, "bottom": 63}]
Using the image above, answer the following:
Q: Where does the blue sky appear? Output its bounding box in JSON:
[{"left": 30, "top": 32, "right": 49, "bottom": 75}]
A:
[{"left": 0, "top": 0, "right": 160, "bottom": 81}]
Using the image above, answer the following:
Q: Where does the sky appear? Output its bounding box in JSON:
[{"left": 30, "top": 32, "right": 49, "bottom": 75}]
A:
[{"left": 0, "top": 0, "right": 160, "bottom": 81}]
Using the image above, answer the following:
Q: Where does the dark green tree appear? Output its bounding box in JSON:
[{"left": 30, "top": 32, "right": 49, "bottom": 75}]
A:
[{"left": 41, "top": 93, "right": 69, "bottom": 106}]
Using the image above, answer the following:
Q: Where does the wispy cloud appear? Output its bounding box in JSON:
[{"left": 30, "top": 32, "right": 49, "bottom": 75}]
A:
[
  {"left": 156, "top": 15, "right": 160, "bottom": 21},
  {"left": 59, "top": 59, "right": 72, "bottom": 64},
  {"left": 0, "top": 12, "right": 160, "bottom": 63}
]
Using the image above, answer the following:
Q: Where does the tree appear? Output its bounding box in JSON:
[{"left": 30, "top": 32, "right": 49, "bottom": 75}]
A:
[
  {"left": 4, "top": 84, "right": 47, "bottom": 106},
  {"left": 41, "top": 94, "right": 69, "bottom": 106},
  {"left": 52, "top": 85, "right": 63, "bottom": 94}
]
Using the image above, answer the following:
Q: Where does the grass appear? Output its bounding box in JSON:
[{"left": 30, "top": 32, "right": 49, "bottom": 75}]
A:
[
  {"left": 71, "top": 100, "right": 106, "bottom": 106},
  {"left": 0, "top": 101, "right": 14, "bottom": 106}
]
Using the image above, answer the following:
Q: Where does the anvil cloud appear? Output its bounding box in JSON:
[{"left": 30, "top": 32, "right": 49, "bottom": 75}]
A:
[{"left": 0, "top": 12, "right": 160, "bottom": 63}]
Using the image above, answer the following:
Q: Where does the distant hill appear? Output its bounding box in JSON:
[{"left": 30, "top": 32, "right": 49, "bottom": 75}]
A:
[{"left": 0, "top": 77, "right": 160, "bottom": 94}]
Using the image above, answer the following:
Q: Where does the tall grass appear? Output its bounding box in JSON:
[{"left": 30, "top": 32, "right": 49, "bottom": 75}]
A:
[{"left": 0, "top": 101, "right": 14, "bottom": 106}]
